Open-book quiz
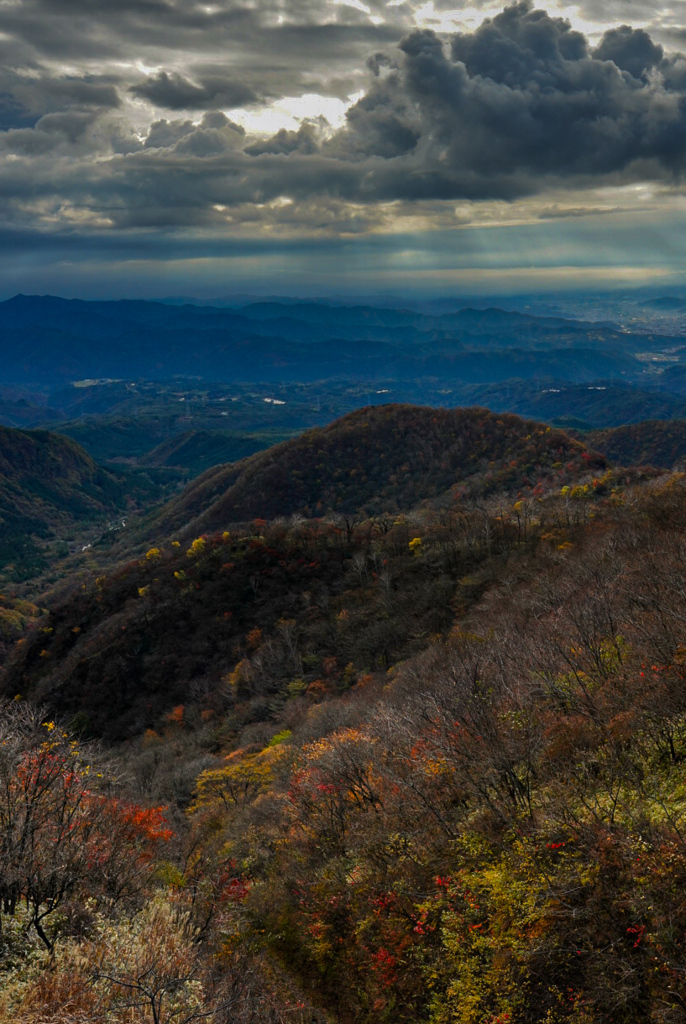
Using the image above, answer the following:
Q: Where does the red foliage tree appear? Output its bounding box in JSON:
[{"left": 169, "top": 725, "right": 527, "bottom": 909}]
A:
[{"left": 0, "top": 700, "right": 171, "bottom": 948}]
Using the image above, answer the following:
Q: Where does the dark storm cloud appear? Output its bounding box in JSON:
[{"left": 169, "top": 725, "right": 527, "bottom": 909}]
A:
[
  {"left": 318, "top": 3, "right": 686, "bottom": 189},
  {"left": 0, "top": 69, "right": 120, "bottom": 131},
  {"left": 5, "top": 1, "right": 686, "bottom": 238},
  {"left": 0, "top": 0, "right": 405, "bottom": 196},
  {"left": 593, "top": 25, "right": 664, "bottom": 77},
  {"left": 130, "top": 70, "right": 260, "bottom": 110},
  {"left": 326, "top": 75, "right": 421, "bottom": 160},
  {"left": 229, "top": 2, "right": 686, "bottom": 206}
]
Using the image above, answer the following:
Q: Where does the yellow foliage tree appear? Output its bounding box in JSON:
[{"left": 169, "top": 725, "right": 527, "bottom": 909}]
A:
[{"left": 193, "top": 743, "right": 291, "bottom": 813}]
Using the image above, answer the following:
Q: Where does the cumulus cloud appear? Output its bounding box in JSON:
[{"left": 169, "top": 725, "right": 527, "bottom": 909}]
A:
[
  {"left": 319, "top": 4, "right": 686, "bottom": 193},
  {"left": 143, "top": 112, "right": 246, "bottom": 151},
  {"left": 244, "top": 122, "right": 320, "bottom": 156},
  {"left": 593, "top": 25, "right": 663, "bottom": 77}
]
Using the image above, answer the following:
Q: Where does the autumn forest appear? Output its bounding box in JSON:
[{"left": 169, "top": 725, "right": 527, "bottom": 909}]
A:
[{"left": 0, "top": 399, "right": 685, "bottom": 1022}]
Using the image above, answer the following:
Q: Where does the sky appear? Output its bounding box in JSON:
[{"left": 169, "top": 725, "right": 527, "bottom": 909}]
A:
[{"left": 4, "top": 0, "right": 686, "bottom": 298}]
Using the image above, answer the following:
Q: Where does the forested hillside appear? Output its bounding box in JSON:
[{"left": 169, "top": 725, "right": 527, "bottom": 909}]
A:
[
  {"left": 139, "top": 430, "right": 267, "bottom": 474},
  {"left": 2, "top": 406, "right": 609, "bottom": 738},
  {"left": 0, "top": 425, "right": 175, "bottom": 581},
  {"left": 3, "top": 405, "right": 686, "bottom": 1023},
  {"left": 0, "top": 426, "right": 129, "bottom": 580},
  {"left": 585, "top": 419, "right": 686, "bottom": 468},
  {"left": 191, "top": 472, "right": 686, "bottom": 1024},
  {"left": 142, "top": 404, "right": 605, "bottom": 541}
]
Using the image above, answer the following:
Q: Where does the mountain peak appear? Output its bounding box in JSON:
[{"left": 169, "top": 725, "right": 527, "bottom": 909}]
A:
[{"left": 142, "top": 403, "right": 606, "bottom": 541}]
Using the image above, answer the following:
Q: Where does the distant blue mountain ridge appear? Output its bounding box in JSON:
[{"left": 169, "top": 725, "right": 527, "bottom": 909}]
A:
[{"left": 0, "top": 293, "right": 667, "bottom": 386}]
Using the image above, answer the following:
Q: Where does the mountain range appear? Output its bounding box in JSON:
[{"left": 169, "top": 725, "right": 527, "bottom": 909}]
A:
[
  {"left": 7, "top": 403, "right": 686, "bottom": 584},
  {"left": 0, "top": 294, "right": 665, "bottom": 385}
]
